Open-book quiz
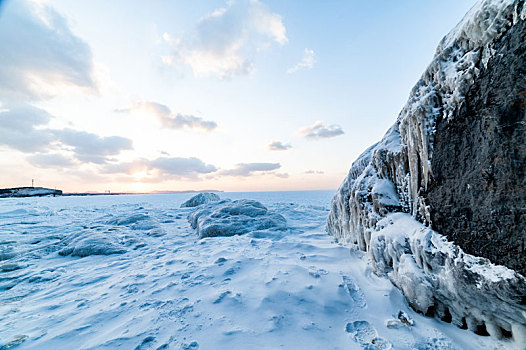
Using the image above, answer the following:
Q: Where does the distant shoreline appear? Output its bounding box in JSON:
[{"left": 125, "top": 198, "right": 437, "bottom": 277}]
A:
[
  {"left": 0, "top": 187, "right": 62, "bottom": 198},
  {"left": 1, "top": 188, "right": 335, "bottom": 199}
]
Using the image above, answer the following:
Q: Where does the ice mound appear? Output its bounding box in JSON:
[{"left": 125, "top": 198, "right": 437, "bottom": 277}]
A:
[
  {"left": 188, "top": 199, "right": 287, "bottom": 238},
  {"left": 181, "top": 192, "right": 221, "bottom": 208},
  {"left": 106, "top": 212, "right": 164, "bottom": 235},
  {"left": 59, "top": 230, "right": 126, "bottom": 257}
]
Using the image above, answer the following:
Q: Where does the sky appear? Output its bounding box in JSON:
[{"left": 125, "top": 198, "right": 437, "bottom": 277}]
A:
[{"left": 0, "top": 0, "right": 478, "bottom": 193}]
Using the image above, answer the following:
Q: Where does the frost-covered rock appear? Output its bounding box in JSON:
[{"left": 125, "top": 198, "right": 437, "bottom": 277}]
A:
[
  {"left": 188, "top": 199, "right": 287, "bottom": 238},
  {"left": 59, "top": 231, "right": 126, "bottom": 257},
  {"left": 327, "top": 0, "right": 526, "bottom": 345},
  {"left": 181, "top": 193, "right": 220, "bottom": 208}
]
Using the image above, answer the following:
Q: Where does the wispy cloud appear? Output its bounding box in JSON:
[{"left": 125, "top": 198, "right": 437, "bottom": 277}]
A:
[
  {"left": 274, "top": 172, "right": 289, "bottom": 178},
  {"left": 219, "top": 162, "right": 281, "bottom": 177},
  {"left": 267, "top": 140, "right": 291, "bottom": 151},
  {"left": 298, "top": 121, "right": 344, "bottom": 139},
  {"left": 162, "top": 0, "right": 287, "bottom": 79},
  {"left": 287, "top": 48, "right": 316, "bottom": 74},
  {"left": 118, "top": 101, "right": 217, "bottom": 131},
  {"left": 304, "top": 170, "right": 324, "bottom": 174}
]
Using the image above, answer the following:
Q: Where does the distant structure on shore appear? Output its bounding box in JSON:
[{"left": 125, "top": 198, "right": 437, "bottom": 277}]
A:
[{"left": 0, "top": 187, "right": 63, "bottom": 198}]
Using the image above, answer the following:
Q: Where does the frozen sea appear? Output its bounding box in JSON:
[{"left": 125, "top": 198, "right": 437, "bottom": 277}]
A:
[{"left": 0, "top": 191, "right": 503, "bottom": 349}]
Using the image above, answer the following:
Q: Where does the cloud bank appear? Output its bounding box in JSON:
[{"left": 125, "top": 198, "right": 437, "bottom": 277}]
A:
[
  {"left": 26, "top": 153, "right": 76, "bottom": 168},
  {"left": 103, "top": 156, "right": 217, "bottom": 181},
  {"left": 0, "top": 0, "right": 95, "bottom": 101},
  {"left": 0, "top": 104, "right": 55, "bottom": 152},
  {"left": 54, "top": 129, "right": 133, "bottom": 164},
  {"left": 0, "top": 105, "right": 133, "bottom": 165},
  {"left": 162, "top": 0, "right": 287, "bottom": 79}
]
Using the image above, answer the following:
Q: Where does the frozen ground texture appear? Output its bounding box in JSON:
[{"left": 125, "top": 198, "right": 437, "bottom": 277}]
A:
[
  {"left": 0, "top": 192, "right": 507, "bottom": 349},
  {"left": 327, "top": 0, "right": 526, "bottom": 347}
]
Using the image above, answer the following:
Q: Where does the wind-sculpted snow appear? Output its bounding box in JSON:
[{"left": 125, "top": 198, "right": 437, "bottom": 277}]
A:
[
  {"left": 188, "top": 199, "right": 287, "bottom": 238},
  {"left": 0, "top": 192, "right": 503, "bottom": 349},
  {"left": 327, "top": 0, "right": 526, "bottom": 347},
  {"left": 180, "top": 192, "right": 221, "bottom": 207}
]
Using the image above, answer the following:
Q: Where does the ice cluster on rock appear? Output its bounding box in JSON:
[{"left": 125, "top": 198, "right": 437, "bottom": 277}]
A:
[
  {"left": 180, "top": 192, "right": 220, "bottom": 208},
  {"left": 327, "top": 0, "right": 526, "bottom": 346},
  {"left": 188, "top": 199, "right": 287, "bottom": 238},
  {"left": 368, "top": 214, "right": 526, "bottom": 341}
]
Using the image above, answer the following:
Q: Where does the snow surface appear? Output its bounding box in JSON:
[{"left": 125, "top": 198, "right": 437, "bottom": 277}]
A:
[{"left": 0, "top": 191, "right": 507, "bottom": 349}]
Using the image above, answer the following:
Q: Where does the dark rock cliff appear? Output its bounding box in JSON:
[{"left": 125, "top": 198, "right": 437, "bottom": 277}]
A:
[
  {"left": 427, "top": 17, "right": 526, "bottom": 276},
  {"left": 327, "top": 0, "right": 526, "bottom": 344}
]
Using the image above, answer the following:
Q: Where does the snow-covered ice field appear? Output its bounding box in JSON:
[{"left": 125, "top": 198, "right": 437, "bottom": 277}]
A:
[{"left": 0, "top": 191, "right": 504, "bottom": 349}]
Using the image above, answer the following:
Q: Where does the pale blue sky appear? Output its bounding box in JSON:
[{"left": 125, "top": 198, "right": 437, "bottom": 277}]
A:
[{"left": 0, "top": 0, "right": 477, "bottom": 192}]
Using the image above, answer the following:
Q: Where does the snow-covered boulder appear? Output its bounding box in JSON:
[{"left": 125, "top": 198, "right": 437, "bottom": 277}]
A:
[
  {"left": 327, "top": 0, "right": 526, "bottom": 345},
  {"left": 181, "top": 192, "right": 220, "bottom": 208},
  {"left": 188, "top": 199, "right": 287, "bottom": 238}
]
